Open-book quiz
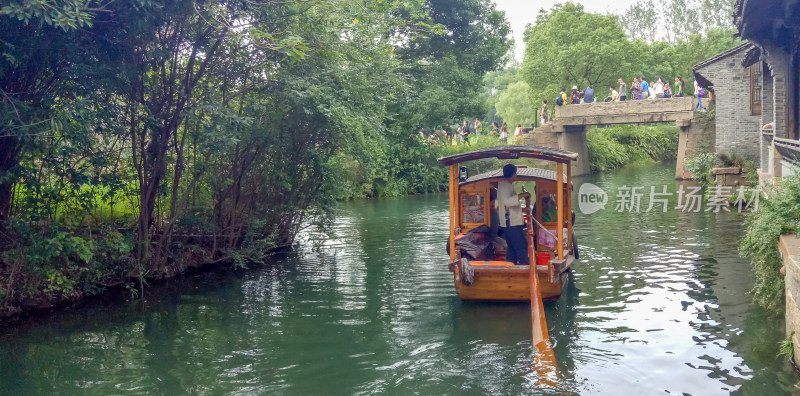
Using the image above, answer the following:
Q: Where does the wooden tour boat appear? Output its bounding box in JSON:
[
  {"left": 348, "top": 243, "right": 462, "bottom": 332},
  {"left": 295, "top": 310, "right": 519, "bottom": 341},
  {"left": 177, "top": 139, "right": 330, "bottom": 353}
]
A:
[
  {"left": 438, "top": 145, "right": 579, "bottom": 376},
  {"left": 439, "top": 145, "right": 578, "bottom": 302}
]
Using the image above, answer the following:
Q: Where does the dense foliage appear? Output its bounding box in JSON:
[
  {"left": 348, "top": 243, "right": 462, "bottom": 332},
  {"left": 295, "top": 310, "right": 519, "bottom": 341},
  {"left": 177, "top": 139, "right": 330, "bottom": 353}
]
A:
[
  {"left": 481, "top": 66, "right": 520, "bottom": 125},
  {"left": 521, "top": 3, "right": 630, "bottom": 106},
  {"left": 519, "top": 2, "right": 741, "bottom": 109},
  {"left": 740, "top": 174, "right": 800, "bottom": 315},
  {"left": 0, "top": 0, "right": 511, "bottom": 314},
  {"left": 618, "top": 0, "right": 735, "bottom": 43},
  {"left": 494, "top": 81, "right": 538, "bottom": 128},
  {"left": 586, "top": 124, "right": 680, "bottom": 172},
  {"left": 684, "top": 151, "right": 759, "bottom": 188}
]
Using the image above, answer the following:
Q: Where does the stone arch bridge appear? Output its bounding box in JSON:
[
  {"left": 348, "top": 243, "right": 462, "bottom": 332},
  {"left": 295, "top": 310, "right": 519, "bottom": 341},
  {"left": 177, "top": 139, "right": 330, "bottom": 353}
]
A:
[{"left": 524, "top": 97, "right": 712, "bottom": 178}]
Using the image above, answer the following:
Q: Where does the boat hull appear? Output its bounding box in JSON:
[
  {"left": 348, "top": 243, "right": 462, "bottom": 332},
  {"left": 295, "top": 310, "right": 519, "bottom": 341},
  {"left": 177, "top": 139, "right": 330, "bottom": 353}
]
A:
[{"left": 453, "top": 261, "right": 568, "bottom": 301}]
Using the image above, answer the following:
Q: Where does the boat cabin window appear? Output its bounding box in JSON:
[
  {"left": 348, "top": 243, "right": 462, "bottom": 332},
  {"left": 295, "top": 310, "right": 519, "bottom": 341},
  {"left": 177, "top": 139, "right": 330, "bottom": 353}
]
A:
[
  {"left": 535, "top": 182, "right": 571, "bottom": 253},
  {"left": 541, "top": 194, "right": 558, "bottom": 223},
  {"left": 461, "top": 194, "right": 485, "bottom": 224}
]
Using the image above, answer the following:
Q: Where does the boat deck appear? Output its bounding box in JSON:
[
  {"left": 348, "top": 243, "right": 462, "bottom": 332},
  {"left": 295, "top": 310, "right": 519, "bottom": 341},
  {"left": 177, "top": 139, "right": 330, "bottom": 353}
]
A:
[{"left": 455, "top": 260, "right": 567, "bottom": 301}]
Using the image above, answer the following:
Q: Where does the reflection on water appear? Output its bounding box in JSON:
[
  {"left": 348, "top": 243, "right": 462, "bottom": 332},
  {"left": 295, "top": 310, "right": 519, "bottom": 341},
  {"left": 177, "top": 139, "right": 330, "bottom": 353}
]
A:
[{"left": 0, "top": 161, "right": 798, "bottom": 394}]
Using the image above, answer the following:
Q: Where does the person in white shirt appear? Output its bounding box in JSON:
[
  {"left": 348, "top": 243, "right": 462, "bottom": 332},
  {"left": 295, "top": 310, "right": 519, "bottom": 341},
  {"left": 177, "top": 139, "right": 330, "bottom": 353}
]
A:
[
  {"left": 653, "top": 77, "right": 665, "bottom": 98},
  {"left": 604, "top": 86, "right": 619, "bottom": 102},
  {"left": 497, "top": 164, "right": 531, "bottom": 265},
  {"left": 514, "top": 124, "right": 523, "bottom": 139}
]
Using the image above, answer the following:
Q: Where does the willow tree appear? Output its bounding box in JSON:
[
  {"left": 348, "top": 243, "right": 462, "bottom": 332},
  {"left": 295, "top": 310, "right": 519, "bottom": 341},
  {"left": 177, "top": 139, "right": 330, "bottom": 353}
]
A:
[{"left": 495, "top": 81, "right": 537, "bottom": 128}]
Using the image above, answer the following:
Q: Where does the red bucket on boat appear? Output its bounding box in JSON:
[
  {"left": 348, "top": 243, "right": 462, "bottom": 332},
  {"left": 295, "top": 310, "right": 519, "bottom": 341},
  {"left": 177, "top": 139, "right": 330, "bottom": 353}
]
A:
[{"left": 536, "top": 253, "right": 550, "bottom": 268}]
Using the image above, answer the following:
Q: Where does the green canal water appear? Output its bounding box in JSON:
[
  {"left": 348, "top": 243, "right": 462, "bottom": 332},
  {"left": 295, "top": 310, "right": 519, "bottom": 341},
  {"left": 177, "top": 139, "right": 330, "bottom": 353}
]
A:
[{"left": 1, "top": 161, "right": 798, "bottom": 394}]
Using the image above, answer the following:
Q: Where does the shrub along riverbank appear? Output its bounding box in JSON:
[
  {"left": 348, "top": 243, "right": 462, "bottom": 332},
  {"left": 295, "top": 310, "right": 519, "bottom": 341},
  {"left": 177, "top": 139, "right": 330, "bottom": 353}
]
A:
[
  {"left": 0, "top": 134, "right": 511, "bottom": 318},
  {"left": 334, "top": 134, "right": 511, "bottom": 200},
  {"left": 741, "top": 174, "right": 800, "bottom": 315},
  {"left": 586, "top": 124, "right": 680, "bottom": 172}
]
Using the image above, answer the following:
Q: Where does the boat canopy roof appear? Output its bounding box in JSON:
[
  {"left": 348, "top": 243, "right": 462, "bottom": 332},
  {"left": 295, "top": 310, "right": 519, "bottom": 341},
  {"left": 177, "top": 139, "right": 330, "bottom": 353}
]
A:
[
  {"left": 437, "top": 145, "right": 578, "bottom": 166},
  {"left": 461, "top": 167, "right": 570, "bottom": 185}
]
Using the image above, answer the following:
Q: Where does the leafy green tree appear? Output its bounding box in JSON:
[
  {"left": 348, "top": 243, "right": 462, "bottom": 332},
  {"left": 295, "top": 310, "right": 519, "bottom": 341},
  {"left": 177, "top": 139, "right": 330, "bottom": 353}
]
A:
[
  {"left": 666, "top": 0, "right": 700, "bottom": 43},
  {"left": 393, "top": 0, "right": 511, "bottom": 130},
  {"left": 0, "top": 2, "right": 103, "bottom": 224},
  {"left": 80, "top": 0, "right": 326, "bottom": 262},
  {"left": 495, "top": 81, "right": 537, "bottom": 128},
  {"left": 484, "top": 65, "right": 521, "bottom": 93},
  {"left": 635, "top": 40, "right": 681, "bottom": 82},
  {"left": 673, "top": 29, "right": 742, "bottom": 80},
  {"left": 400, "top": 0, "right": 512, "bottom": 75},
  {"left": 86, "top": 1, "right": 238, "bottom": 261},
  {"left": 617, "top": 0, "right": 658, "bottom": 43},
  {"left": 699, "top": 0, "right": 736, "bottom": 30},
  {"left": 521, "top": 2, "right": 634, "bottom": 106},
  {"left": 382, "top": 0, "right": 512, "bottom": 195},
  {"left": 618, "top": 0, "right": 734, "bottom": 43},
  {"left": 482, "top": 65, "right": 520, "bottom": 124}
]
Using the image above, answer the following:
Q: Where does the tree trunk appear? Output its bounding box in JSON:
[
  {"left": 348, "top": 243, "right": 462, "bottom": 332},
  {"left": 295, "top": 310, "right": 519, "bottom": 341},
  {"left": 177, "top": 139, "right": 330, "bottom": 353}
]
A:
[{"left": 0, "top": 133, "right": 21, "bottom": 224}]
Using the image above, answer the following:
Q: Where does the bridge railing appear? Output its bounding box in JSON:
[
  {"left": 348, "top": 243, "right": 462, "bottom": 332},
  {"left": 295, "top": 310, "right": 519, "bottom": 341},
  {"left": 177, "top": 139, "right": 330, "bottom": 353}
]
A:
[{"left": 552, "top": 97, "right": 697, "bottom": 126}]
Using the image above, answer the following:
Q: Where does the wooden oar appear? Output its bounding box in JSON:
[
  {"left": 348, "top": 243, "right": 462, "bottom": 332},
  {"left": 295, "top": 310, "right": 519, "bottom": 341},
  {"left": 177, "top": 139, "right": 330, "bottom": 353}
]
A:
[{"left": 524, "top": 195, "right": 559, "bottom": 386}]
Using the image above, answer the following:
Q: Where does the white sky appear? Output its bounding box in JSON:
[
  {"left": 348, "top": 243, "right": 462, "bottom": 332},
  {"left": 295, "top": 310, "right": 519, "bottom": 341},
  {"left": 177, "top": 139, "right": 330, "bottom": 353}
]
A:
[{"left": 493, "top": 0, "right": 640, "bottom": 62}]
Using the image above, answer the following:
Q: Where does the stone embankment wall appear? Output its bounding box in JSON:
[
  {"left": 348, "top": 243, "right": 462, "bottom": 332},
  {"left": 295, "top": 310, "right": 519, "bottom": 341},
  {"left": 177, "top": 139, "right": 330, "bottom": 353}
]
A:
[
  {"left": 781, "top": 234, "right": 800, "bottom": 360},
  {"left": 675, "top": 115, "right": 716, "bottom": 179}
]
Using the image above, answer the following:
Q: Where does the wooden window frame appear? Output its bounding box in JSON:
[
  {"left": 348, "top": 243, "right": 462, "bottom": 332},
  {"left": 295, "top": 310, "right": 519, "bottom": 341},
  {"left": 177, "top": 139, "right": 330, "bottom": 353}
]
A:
[{"left": 750, "top": 63, "right": 762, "bottom": 116}]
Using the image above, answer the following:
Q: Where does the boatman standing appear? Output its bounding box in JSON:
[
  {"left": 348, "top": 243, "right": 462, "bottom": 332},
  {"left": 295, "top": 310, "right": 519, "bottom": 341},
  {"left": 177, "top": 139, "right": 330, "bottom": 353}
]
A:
[{"left": 497, "top": 164, "right": 531, "bottom": 266}]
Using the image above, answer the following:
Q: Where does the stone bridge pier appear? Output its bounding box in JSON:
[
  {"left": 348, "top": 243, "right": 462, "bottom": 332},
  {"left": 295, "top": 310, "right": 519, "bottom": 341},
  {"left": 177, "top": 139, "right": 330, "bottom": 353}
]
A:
[
  {"left": 523, "top": 97, "right": 711, "bottom": 178},
  {"left": 526, "top": 124, "right": 591, "bottom": 176}
]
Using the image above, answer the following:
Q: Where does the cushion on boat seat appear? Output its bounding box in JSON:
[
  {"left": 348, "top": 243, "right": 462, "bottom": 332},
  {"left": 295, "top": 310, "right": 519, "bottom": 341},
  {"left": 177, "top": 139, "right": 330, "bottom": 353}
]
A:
[{"left": 469, "top": 260, "right": 517, "bottom": 267}]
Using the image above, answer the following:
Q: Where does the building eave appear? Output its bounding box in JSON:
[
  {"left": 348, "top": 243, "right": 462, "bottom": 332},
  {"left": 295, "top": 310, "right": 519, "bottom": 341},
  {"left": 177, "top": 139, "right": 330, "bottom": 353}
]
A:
[
  {"left": 692, "top": 42, "right": 754, "bottom": 89},
  {"left": 693, "top": 42, "right": 754, "bottom": 73}
]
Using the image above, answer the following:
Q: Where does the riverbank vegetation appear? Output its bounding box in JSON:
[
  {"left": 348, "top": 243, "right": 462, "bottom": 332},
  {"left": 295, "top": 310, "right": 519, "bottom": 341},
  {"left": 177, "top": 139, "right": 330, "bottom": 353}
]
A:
[
  {"left": 741, "top": 174, "right": 800, "bottom": 314},
  {"left": 0, "top": 0, "right": 512, "bottom": 315},
  {"left": 684, "top": 152, "right": 759, "bottom": 188},
  {"left": 586, "top": 125, "right": 680, "bottom": 172},
  {"left": 334, "top": 135, "right": 509, "bottom": 199}
]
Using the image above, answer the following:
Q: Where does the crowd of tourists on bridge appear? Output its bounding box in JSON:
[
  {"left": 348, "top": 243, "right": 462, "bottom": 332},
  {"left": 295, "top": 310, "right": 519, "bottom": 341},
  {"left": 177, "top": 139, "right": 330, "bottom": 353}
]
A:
[
  {"left": 417, "top": 75, "right": 710, "bottom": 144},
  {"left": 551, "top": 76, "right": 709, "bottom": 116}
]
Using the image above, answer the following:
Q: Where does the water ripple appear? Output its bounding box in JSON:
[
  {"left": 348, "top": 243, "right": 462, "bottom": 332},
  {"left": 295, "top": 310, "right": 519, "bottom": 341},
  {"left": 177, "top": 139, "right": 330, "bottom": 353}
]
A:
[{"left": 0, "top": 165, "right": 795, "bottom": 395}]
